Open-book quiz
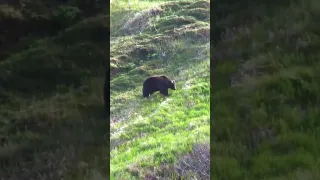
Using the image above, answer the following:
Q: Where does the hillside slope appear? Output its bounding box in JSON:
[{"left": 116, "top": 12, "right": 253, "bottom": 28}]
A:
[
  {"left": 212, "top": 0, "right": 320, "bottom": 179},
  {"left": 0, "top": 1, "right": 109, "bottom": 179},
  {"left": 110, "top": 0, "right": 210, "bottom": 179}
]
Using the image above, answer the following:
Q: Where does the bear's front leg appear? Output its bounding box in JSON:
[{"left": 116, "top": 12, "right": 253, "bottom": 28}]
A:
[{"left": 160, "top": 88, "right": 169, "bottom": 96}]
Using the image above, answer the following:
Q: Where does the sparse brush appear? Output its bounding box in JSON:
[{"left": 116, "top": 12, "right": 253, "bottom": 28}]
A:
[{"left": 175, "top": 143, "right": 210, "bottom": 179}]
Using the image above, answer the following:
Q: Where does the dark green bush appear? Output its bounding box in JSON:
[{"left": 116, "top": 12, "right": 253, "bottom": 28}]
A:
[{"left": 52, "top": 5, "right": 82, "bottom": 28}]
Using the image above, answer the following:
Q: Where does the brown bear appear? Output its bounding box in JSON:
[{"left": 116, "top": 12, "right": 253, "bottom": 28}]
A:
[{"left": 142, "top": 75, "right": 176, "bottom": 98}]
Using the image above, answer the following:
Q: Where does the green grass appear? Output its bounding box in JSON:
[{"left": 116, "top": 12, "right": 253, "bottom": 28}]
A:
[
  {"left": 111, "top": 0, "right": 210, "bottom": 179},
  {"left": 212, "top": 0, "right": 320, "bottom": 179}
]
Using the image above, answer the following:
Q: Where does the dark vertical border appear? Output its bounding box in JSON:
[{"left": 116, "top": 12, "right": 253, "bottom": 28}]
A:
[
  {"left": 210, "top": 0, "right": 316, "bottom": 179},
  {"left": 105, "top": 2, "right": 111, "bottom": 179}
]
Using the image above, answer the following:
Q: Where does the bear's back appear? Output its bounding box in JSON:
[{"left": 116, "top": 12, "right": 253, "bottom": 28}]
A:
[
  {"left": 144, "top": 75, "right": 169, "bottom": 86},
  {"left": 143, "top": 76, "right": 159, "bottom": 87}
]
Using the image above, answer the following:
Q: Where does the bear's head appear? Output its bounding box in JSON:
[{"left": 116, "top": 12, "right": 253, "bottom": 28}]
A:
[{"left": 169, "top": 80, "right": 176, "bottom": 90}]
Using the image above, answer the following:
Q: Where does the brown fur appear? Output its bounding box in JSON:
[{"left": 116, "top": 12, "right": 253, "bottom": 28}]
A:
[{"left": 142, "top": 75, "right": 176, "bottom": 98}]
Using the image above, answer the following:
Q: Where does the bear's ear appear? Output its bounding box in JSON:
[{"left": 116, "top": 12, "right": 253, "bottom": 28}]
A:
[{"left": 172, "top": 80, "right": 175, "bottom": 84}]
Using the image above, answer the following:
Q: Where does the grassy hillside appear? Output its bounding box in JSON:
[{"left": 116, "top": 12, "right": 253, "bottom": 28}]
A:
[
  {"left": 212, "top": 0, "right": 320, "bottom": 179},
  {"left": 110, "top": 0, "right": 210, "bottom": 179},
  {"left": 0, "top": 1, "right": 109, "bottom": 179}
]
